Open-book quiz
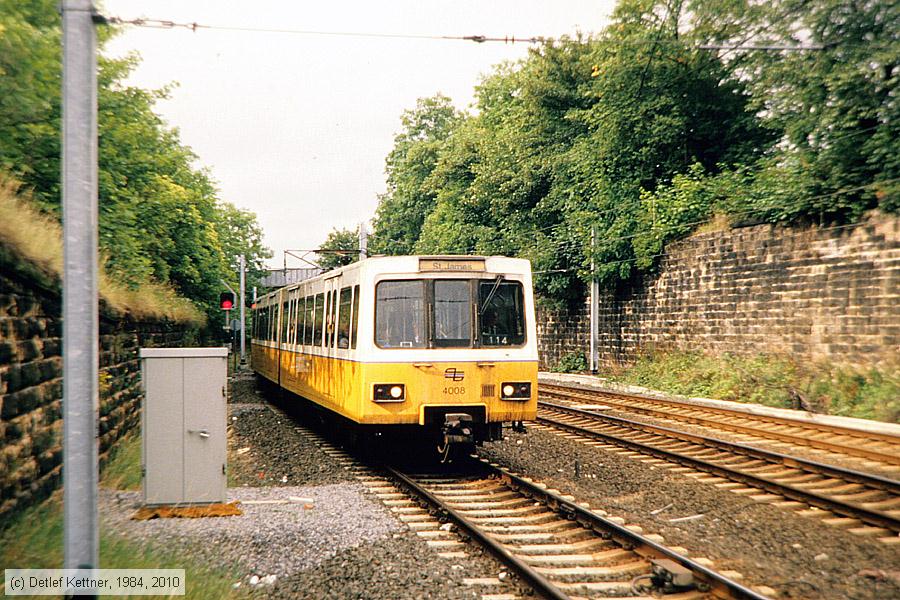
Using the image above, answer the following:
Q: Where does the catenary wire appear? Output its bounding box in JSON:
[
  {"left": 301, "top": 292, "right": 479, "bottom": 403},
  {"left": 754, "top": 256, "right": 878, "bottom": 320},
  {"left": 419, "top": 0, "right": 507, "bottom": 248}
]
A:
[{"left": 101, "top": 16, "right": 830, "bottom": 51}]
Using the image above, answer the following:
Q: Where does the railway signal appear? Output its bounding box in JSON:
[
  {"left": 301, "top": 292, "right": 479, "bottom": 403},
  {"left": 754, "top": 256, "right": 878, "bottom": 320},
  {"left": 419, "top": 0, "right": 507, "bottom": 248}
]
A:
[{"left": 219, "top": 291, "right": 235, "bottom": 310}]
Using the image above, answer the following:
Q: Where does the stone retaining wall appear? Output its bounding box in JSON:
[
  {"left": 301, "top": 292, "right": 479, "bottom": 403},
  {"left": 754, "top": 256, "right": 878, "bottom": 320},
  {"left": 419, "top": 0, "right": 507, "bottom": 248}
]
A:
[
  {"left": 0, "top": 249, "right": 187, "bottom": 525},
  {"left": 537, "top": 212, "right": 899, "bottom": 371}
]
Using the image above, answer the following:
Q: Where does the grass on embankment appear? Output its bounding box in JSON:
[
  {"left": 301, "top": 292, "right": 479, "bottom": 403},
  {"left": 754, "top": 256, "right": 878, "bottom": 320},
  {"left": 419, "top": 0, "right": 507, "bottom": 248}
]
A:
[
  {"left": 0, "top": 434, "right": 242, "bottom": 599},
  {"left": 0, "top": 175, "right": 203, "bottom": 324},
  {"left": 601, "top": 351, "right": 900, "bottom": 423}
]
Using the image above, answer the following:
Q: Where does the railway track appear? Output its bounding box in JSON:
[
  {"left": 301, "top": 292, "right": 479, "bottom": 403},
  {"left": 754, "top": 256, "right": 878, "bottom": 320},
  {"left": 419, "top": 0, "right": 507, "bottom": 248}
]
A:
[
  {"left": 539, "top": 384, "right": 900, "bottom": 469},
  {"left": 388, "top": 462, "right": 771, "bottom": 600},
  {"left": 536, "top": 400, "right": 900, "bottom": 540},
  {"left": 268, "top": 401, "right": 772, "bottom": 599}
]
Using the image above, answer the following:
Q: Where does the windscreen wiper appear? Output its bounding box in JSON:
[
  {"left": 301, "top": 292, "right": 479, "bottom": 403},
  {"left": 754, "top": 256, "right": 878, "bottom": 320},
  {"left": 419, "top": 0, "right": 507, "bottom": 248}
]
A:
[{"left": 479, "top": 275, "right": 504, "bottom": 316}]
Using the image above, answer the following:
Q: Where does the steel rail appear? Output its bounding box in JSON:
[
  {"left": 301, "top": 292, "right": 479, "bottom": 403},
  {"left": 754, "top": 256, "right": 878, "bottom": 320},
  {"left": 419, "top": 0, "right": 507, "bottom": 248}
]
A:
[
  {"left": 540, "top": 400, "right": 900, "bottom": 492},
  {"left": 386, "top": 467, "right": 572, "bottom": 600},
  {"left": 388, "top": 464, "right": 770, "bottom": 600},
  {"left": 537, "top": 405, "right": 900, "bottom": 534},
  {"left": 540, "top": 384, "right": 900, "bottom": 465}
]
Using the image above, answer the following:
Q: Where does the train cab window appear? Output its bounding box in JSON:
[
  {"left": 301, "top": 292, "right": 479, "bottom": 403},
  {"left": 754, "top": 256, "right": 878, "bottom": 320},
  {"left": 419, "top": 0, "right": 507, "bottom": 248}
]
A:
[
  {"left": 313, "top": 293, "right": 325, "bottom": 346},
  {"left": 350, "top": 285, "right": 360, "bottom": 349},
  {"left": 338, "top": 287, "right": 352, "bottom": 349},
  {"left": 479, "top": 281, "right": 526, "bottom": 346},
  {"left": 434, "top": 280, "right": 472, "bottom": 348},
  {"left": 375, "top": 281, "right": 426, "bottom": 348}
]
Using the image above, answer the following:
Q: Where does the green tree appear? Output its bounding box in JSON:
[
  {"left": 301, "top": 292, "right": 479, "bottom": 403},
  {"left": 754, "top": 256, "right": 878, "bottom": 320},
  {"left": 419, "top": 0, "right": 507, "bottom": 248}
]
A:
[
  {"left": 736, "top": 0, "right": 900, "bottom": 217},
  {"left": 213, "top": 201, "right": 273, "bottom": 293},
  {"left": 317, "top": 227, "right": 359, "bottom": 270},
  {"left": 0, "top": 1, "right": 272, "bottom": 326},
  {"left": 369, "top": 94, "right": 462, "bottom": 255}
]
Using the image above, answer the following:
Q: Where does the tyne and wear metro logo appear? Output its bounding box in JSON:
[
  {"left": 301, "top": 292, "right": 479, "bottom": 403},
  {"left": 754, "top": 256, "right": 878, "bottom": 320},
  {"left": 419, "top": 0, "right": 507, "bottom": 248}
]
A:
[{"left": 444, "top": 368, "right": 465, "bottom": 382}]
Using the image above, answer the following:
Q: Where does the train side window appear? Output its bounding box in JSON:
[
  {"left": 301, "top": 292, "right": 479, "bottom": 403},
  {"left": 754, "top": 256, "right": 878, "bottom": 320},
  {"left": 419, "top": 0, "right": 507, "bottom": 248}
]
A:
[
  {"left": 350, "top": 284, "right": 360, "bottom": 350},
  {"left": 313, "top": 292, "right": 325, "bottom": 346},
  {"left": 375, "top": 280, "right": 426, "bottom": 348},
  {"left": 282, "top": 300, "right": 289, "bottom": 344},
  {"left": 297, "top": 296, "right": 306, "bottom": 346},
  {"left": 338, "top": 287, "right": 352, "bottom": 349}
]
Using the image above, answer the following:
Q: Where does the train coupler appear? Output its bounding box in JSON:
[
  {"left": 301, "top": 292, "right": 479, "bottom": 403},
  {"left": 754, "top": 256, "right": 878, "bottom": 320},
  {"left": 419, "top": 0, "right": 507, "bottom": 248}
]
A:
[{"left": 441, "top": 413, "right": 474, "bottom": 445}]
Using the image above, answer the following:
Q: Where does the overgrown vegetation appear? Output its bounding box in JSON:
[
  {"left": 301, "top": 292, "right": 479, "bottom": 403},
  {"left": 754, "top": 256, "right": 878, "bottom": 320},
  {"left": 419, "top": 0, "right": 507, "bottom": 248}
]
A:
[
  {"left": 101, "top": 433, "right": 143, "bottom": 491},
  {"left": 368, "top": 0, "right": 898, "bottom": 303},
  {"left": 0, "top": 177, "right": 203, "bottom": 322},
  {"left": 606, "top": 351, "right": 900, "bottom": 423},
  {"left": 0, "top": 1, "right": 272, "bottom": 325},
  {"left": 552, "top": 352, "right": 589, "bottom": 374},
  {"left": 0, "top": 435, "right": 241, "bottom": 598}
]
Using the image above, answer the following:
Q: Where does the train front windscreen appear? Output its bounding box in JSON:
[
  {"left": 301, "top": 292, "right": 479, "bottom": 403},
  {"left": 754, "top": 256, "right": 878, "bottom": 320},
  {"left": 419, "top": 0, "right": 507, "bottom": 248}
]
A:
[{"left": 374, "top": 278, "right": 526, "bottom": 349}]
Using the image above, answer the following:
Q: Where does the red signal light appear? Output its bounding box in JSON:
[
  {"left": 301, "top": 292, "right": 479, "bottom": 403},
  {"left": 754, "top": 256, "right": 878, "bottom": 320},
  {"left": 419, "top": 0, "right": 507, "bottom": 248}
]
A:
[{"left": 219, "top": 292, "right": 235, "bottom": 311}]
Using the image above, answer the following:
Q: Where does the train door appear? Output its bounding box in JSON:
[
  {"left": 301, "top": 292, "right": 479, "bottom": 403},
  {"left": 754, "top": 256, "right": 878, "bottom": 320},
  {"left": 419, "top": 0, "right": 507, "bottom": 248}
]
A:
[
  {"left": 276, "top": 288, "right": 285, "bottom": 386},
  {"left": 324, "top": 275, "right": 340, "bottom": 401}
]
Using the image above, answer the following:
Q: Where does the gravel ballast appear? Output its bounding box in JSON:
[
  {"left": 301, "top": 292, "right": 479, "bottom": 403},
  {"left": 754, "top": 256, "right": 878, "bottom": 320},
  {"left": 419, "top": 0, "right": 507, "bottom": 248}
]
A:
[
  {"left": 98, "top": 371, "right": 524, "bottom": 598},
  {"left": 481, "top": 427, "right": 900, "bottom": 600}
]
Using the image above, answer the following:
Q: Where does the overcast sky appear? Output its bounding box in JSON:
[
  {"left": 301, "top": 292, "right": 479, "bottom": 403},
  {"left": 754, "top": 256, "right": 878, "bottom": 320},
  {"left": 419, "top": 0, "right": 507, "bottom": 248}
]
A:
[{"left": 103, "top": 1, "right": 615, "bottom": 269}]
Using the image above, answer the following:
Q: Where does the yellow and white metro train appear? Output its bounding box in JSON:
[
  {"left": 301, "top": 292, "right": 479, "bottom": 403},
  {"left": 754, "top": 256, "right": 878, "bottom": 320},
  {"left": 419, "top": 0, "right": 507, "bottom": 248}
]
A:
[{"left": 250, "top": 255, "right": 537, "bottom": 457}]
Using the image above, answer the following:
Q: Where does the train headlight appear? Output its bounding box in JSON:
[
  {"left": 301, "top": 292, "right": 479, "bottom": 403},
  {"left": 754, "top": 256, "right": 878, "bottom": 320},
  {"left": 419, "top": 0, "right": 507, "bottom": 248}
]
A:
[
  {"left": 500, "top": 382, "right": 531, "bottom": 400},
  {"left": 374, "top": 383, "right": 405, "bottom": 402}
]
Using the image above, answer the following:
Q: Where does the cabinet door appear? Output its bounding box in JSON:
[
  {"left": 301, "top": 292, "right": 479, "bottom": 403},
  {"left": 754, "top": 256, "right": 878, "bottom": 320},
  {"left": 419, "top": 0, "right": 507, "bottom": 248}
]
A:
[
  {"left": 183, "top": 357, "right": 227, "bottom": 503},
  {"left": 143, "top": 358, "right": 184, "bottom": 505}
]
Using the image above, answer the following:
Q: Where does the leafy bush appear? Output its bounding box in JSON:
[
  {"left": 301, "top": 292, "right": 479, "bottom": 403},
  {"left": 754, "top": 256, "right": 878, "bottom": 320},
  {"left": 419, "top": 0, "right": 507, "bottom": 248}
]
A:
[{"left": 553, "top": 352, "right": 589, "bottom": 373}]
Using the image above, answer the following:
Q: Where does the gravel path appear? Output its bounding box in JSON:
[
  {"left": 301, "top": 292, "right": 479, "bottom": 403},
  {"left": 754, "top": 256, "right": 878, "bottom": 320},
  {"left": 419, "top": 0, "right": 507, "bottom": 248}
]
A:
[
  {"left": 101, "top": 484, "right": 399, "bottom": 583},
  {"left": 481, "top": 427, "right": 900, "bottom": 600}
]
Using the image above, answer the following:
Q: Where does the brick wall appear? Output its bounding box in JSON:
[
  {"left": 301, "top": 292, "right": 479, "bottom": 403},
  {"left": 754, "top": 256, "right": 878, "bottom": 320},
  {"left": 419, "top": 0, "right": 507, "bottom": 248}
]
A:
[
  {"left": 0, "top": 247, "right": 188, "bottom": 525},
  {"left": 537, "top": 212, "right": 900, "bottom": 370}
]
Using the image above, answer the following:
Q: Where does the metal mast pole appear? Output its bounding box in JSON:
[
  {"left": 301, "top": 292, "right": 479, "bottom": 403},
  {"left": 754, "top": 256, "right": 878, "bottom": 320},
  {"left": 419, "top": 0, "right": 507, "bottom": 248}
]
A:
[
  {"left": 239, "top": 255, "right": 246, "bottom": 364},
  {"left": 590, "top": 227, "right": 598, "bottom": 373},
  {"left": 61, "top": 0, "right": 99, "bottom": 574},
  {"left": 358, "top": 222, "right": 368, "bottom": 261}
]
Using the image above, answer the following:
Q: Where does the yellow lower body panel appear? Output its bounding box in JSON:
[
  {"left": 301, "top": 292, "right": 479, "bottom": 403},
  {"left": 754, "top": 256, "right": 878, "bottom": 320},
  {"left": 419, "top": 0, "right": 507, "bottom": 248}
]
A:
[{"left": 251, "top": 343, "right": 537, "bottom": 426}]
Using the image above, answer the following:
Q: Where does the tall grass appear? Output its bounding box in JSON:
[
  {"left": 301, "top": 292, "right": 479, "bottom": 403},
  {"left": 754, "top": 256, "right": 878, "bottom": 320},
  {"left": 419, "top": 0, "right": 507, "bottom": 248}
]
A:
[
  {"left": 548, "top": 340, "right": 899, "bottom": 422},
  {"left": 607, "top": 351, "right": 900, "bottom": 423},
  {"left": 1, "top": 432, "right": 241, "bottom": 598},
  {"left": 0, "top": 175, "right": 203, "bottom": 324}
]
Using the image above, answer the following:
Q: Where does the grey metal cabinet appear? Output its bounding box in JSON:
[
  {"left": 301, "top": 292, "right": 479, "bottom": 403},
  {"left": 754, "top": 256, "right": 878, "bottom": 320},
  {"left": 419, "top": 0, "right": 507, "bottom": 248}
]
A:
[{"left": 139, "top": 347, "right": 229, "bottom": 505}]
